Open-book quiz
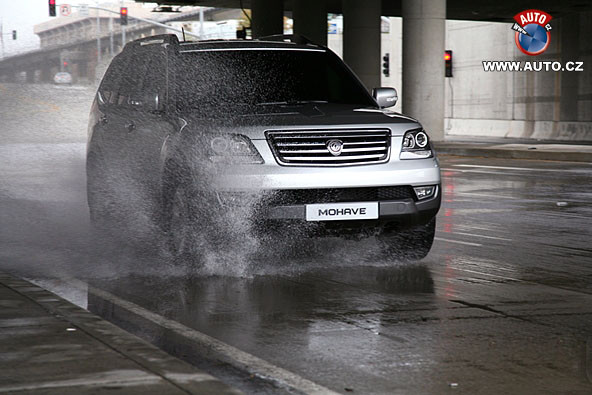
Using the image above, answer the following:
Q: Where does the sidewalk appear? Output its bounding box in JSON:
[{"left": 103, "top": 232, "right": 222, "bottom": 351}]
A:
[
  {"left": 434, "top": 138, "right": 592, "bottom": 162},
  {"left": 0, "top": 271, "right": 240, "bottom": 394}
]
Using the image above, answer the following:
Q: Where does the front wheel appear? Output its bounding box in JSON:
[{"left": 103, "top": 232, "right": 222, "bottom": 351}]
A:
[
  {"left": 377, "top": 218, "right": 436, "bottom": 261},
  {"left": 87, "top": 151, "right": 117, "bottom": 237},
  {"left": 163, "top": 185, "right": 201, "bottom": 259}
]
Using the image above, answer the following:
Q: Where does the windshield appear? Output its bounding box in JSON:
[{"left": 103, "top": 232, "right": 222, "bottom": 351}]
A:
[{"left": 173, "top": 49, "right": 376, "bottom": 109}]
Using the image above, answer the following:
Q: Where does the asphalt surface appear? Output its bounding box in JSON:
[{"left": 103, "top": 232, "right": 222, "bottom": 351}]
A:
[
  {"left": 2, "top": 83, "right": 592, "bottom": 394},
  {"left": 434, "top": 141, "right": 592, "bottom": 162}
]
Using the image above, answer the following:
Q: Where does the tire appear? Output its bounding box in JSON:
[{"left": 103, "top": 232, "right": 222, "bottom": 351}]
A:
[
  {"left": 162, "top": 181, "right": 221, "bottom": 262},
  {"left": 163, "top": 184, "right": 200, "bottom": 259},
  {"left": 377, "top": 218, "right": 436, "bottom": 261},
  {"left": 86, "top": 151, "right": 116, "bottom": 236}
]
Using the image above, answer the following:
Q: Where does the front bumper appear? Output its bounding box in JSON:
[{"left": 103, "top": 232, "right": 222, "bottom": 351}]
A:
[
  {"left": 215, "top": 185, "right": 441, "bottom": 235},
  {"left": 208, "top": 155, "right": 441, "bottom": 190},
  {"left": 208, "top": 154, "right": 441, "bottom": 232},
  {"left": 259, "top": 186, "right": 440, "bottom": 225}
]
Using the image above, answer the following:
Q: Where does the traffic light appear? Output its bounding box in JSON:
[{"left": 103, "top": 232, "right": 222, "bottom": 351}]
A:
[
  {"left": 12, "top": 30, "right": 16, "bottom": 40},
  {"left": 49, "top": 0, "right": 56, "bottom": 17},
  {"left": 444, "top": 50, "right": 453, "bottom": 77},
  {"left": 120, "top": 7, "right": 128, "bottom": 25},
  {"left": 382, "top": 53, "right": 390, "bottom": 77}
]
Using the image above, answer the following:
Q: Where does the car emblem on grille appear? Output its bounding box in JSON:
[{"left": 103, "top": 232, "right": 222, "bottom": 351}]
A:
[{"left": 326, "top": 139, "right": 344, "bottom": 156}]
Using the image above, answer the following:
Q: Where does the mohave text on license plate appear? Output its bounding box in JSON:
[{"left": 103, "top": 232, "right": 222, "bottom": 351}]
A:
[{"left": 306, "top": 202, "right": 379, "bottom": 221}]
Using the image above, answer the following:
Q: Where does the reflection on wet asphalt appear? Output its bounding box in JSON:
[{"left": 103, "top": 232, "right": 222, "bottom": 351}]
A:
[{"left": 1, "top": 83, "right": 592, "bottom": 394}]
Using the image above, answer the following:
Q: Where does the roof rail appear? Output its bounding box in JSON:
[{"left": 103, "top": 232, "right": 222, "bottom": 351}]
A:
[
  {"left": 130, "top": 34, "right": 180, "bottom": 48},
  {"left": 256, "top": 34, "right": 318, "bottom": 46}
]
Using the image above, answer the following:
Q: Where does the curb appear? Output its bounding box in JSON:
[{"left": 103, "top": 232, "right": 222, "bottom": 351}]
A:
[
  {"left": 0, "top": 272, "right": 240, "bottom": 395},
  {"left": 434, "top": 145, "right": 592, "bottom": 163}
]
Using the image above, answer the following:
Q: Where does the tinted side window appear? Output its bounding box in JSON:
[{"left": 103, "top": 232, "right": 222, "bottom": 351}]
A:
[
  {"left": 117, "top": 52, "right": 166, "bottom": 110},
  {"left": 99, "top": 50, "right": 167, "bottom": 111},
  {"left": 98, "top": 54, "right": 128, "bottom": 105}
]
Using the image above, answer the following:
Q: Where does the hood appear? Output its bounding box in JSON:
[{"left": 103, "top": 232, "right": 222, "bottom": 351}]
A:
[{"left": 178, "top": 103, "right": 421, "bottom": 140}]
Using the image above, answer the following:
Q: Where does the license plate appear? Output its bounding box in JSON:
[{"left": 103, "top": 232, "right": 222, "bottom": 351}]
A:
[{"left": 306, "top": 202, "right": 379, "bottom": 221}]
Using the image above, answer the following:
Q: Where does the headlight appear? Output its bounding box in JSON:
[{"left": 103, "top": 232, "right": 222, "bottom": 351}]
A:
[
  {"left": 415, "top": 131, "right": 428, "bottom": 148},
  {"left": 209, "top": 135, "right": 264, "bottom": 164},
  {"left": 400, "top": 129, "right": 433, "bottom": 160}
]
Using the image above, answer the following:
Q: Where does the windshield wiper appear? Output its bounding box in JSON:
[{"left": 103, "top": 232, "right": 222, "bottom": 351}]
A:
[{"left": 257, "top": 100, "right": 329, "bottom": 106}]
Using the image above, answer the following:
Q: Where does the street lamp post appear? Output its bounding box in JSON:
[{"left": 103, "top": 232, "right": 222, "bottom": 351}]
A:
[{"left": 96, "top": 6, "right": 101, "bottom": 64}]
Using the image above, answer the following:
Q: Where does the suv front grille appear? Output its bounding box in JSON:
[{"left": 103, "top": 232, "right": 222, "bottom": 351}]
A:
[
  {"left": 266, "top": 129, "right": 391, "bottom": 166},
  {"left": 262, "top": 186, "right": 416, "bottom": 206}
]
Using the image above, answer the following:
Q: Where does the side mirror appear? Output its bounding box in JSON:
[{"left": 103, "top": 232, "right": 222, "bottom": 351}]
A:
[{"left": 372, "top": 87, "right": 398, "bottom": 108}]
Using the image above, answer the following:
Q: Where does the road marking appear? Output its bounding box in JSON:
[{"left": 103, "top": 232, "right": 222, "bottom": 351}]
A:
[
  {"left": 67, "top": 279, "right": 339, "bottom": 395},
  {"left": 434, "top": 237, "right": 482, "bottom": 247},
  {"left": 452, "top": 232, "right": 512, "bottom": 242},
  {"left": 453, "top": 164, "right": 544, "bottom": 171},
  {"left": 441, "top": 168, "right": 510, "bottom": 175},
  {"left": 454, "top": 192, "right": 519, "bottom": 200},
  {"left": 452, "top": 164, "right": 591, "bottom": 173}
]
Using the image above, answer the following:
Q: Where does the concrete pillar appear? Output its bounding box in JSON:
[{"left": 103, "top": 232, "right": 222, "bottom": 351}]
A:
[
  {"left": 402, "top": 0, "right": 446, "bottom": 141},
  {"left": 560, "top": 14, "right": 579, "bottom": 121},
  {"left": 342, "top": 0, "right": 381, "bottom": 91},
  {"left": 251, "top": 0, "right": 284, "bottom": 38},
  {"left": 293, "top": 0, "right": 327, "bottom": 46},
  {"left": 25, "top": 69, "right": 35, "bottom": 84},
  {"left": 41, "top": 67, "right": 52, "bottom": 83}
]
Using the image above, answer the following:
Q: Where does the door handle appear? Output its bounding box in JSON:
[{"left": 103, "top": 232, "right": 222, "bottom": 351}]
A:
[
  {"left": 99, "top": 115, "right": 108, "bottom": 124},
  {"left": 125, "top": 121, "right": 136, "bottom": 132}
]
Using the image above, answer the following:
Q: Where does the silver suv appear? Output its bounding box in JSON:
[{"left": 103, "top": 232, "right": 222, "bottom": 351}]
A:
[{"left": 87, "top": 34, "right": 441, "bottom": 260}]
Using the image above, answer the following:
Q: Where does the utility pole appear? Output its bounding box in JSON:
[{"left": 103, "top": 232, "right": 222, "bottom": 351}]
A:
[
  {"left": 120, "top": 1, "right": 125, "bottom": 48},
  {"left": 109, "top": 16, "right": 114, "bottom": 55},
  {"left": 96, "top": 6, "right": 101, "bottom": 64},
  {"left": 0, "top": 19, "right": 4, "bottom": 59},
  {"left": 199, "top": 8, "right": 204, "bottom": 38}
]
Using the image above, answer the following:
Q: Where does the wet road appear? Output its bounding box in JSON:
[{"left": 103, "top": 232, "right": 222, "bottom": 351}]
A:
[{"left": 1, "top": 83, "right": 592, "bottom": 394}]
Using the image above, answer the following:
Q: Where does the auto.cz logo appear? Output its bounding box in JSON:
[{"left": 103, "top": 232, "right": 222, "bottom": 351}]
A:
[
  {"left": 482, "top": 60, "right": 584, "bottom": 72},
  {"left": 511, "top": 9, "right": 552, "bottom": 56}
]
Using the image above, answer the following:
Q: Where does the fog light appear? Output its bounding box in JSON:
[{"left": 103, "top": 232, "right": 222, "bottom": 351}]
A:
[
  {"left": 215, "top": 191, "right": 261, "bottom": 207},
  {"left": 414, "top": 185, "right": 436, "bottom": 200}
]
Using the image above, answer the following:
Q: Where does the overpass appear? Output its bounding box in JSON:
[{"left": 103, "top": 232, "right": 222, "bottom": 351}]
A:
[{"left": 0, "top": 6, "right": 216, "bottom": 85}]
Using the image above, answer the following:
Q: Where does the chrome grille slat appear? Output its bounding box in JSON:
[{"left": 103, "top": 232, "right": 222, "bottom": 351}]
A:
[
  {"left": 282, "top": 154, "right": 386, "bottom": 161},
  {"left": 279, "top": 147, "right": 387, "bottom": 154},
  {"left": 343, "top": 141, "right": 387, "bottom": 146},
  {"left": 275, "top": 142, "right": 326, "bottom": 147},
  {"left": 267, "top": 129, "right": 391, "bottom": 166},
  {"left": 270, "top": 134, "right": 387, "bottom": 139}
]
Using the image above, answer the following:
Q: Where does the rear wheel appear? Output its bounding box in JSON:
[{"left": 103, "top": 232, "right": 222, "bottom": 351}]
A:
[{"left": 377, "top": 218, "right": 436, "bottom": 260}]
